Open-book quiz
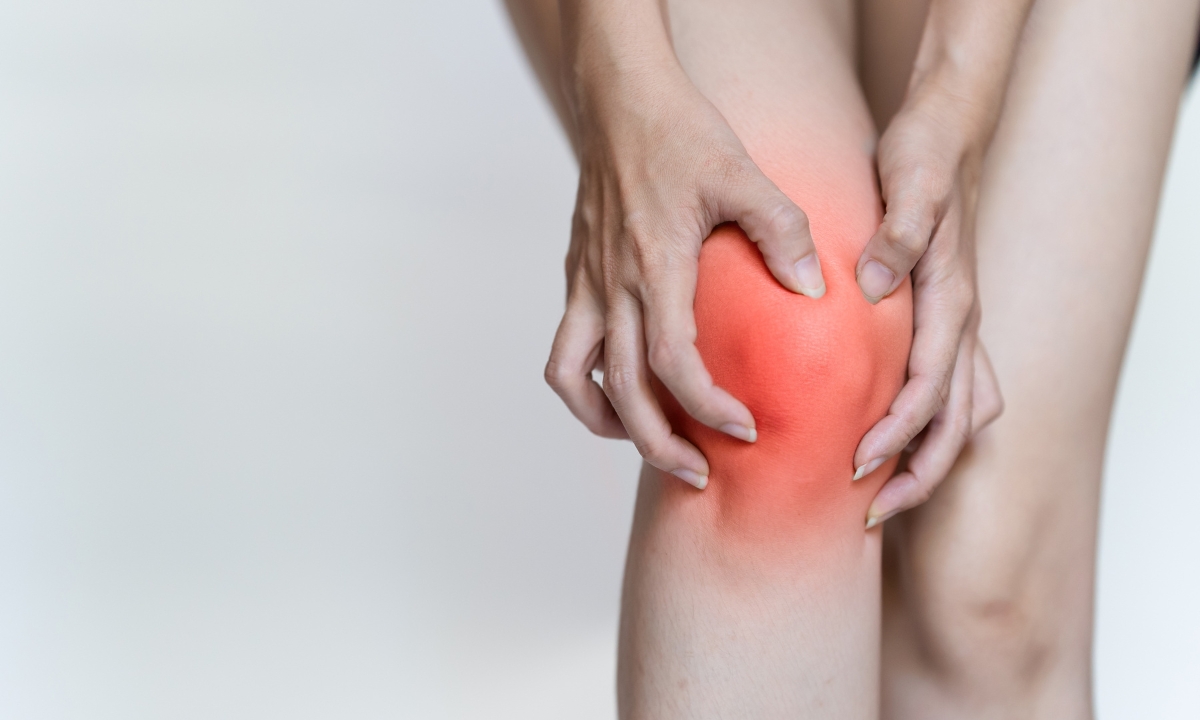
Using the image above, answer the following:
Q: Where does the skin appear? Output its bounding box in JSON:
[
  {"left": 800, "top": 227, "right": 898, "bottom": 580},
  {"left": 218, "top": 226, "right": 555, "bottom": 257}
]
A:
[
  {"left": 514, "top": 0, "right": 1015, "bottom": 516},
  {"left": 864, "top": 0, "right": 1200, "bottom": 715},
  {"left": 504, "top": 0, "right": 1200, "bottom": 715},
  {"left": 849, "top": 0, "right": 1029, "bottom": 525},
  {"left": 623, "top": 7, "right": 914, "bottom": 708},
  {"left": 542, "top": 0, "right": 831, "bottom": 493}
]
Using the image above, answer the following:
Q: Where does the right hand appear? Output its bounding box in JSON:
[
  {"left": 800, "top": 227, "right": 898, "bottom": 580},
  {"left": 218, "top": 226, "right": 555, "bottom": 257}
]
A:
[{"left": 544, "top": 54, "right": 827, "bottom": 489}]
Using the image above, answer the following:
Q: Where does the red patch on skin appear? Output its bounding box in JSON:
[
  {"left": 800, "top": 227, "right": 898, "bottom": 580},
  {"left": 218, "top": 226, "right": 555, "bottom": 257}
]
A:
[{"left": 652, "top": 156, "right": 912, "bottom": 556}]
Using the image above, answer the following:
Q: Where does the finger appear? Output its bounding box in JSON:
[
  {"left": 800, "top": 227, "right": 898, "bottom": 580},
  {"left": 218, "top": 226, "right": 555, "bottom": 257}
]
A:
[
  {"left": 604, "top": 291, "right": 710, "bottom": 489},
  {"left": 970, "top": 341, "right": 1004, "bottom": 434},
  {"left": 865, "top": 331, "right": 976, "bottom": 528},
  {"left": 714, "top": 162, "right": 826, "bottom": 299},
  {"left": 852, "top": 297, "right": 965, "bottom": 480},
  {"left": 855, "top": 185, "right": 937, "bottom": 303},
  {"left": 544, "top": 284, "right": 628, "bottom": 439},
  {"left": 641, "top": 258, "right": 757, "bottom": 443}
]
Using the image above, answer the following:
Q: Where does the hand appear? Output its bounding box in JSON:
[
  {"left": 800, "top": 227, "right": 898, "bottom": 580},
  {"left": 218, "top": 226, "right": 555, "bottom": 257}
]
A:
[
  {"left": 852, "top": 96, "right": 1005, "bottom": 527},
  {"left": 544, "top": 53, "right": 826, "bottom": 490}
]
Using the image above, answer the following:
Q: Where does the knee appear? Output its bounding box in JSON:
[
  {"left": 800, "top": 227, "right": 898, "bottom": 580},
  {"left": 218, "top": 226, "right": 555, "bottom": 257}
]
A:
[
  {"left": 926, "top": 585, "right": 1053, "bottom": 683},
  {"left": 897, "top": 536, "right": 1089, "bottom": 701},
  {"left": 652, "top": 225, "right": 912, "bottom": 544}
]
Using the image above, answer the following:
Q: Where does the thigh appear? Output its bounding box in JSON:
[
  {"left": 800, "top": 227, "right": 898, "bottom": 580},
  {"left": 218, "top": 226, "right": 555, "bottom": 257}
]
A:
[{"left": 867, "top": 0, "right": 1200, "bottom": 716}]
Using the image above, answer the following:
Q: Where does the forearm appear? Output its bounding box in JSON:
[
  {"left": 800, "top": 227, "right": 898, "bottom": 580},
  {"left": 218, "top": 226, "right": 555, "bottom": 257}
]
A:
[
  {"left": 502, "top": 0, "right": 572, "bottom": 139},
  {"left": 906, "top": 0, "right": 1035, "bottom": 156},
  {"left": 558, "top": 0, "right": 675, "bottom": 95},
  {"left": 849, "top": 1, "right": 1033, "bottom": 523},
  {"left": 503, "top": 0, "right": 683, "bottom": 155}
]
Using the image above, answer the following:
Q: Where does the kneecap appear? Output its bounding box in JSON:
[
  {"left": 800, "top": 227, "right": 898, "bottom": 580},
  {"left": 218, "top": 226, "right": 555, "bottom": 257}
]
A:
[{"left": 654, "top": 186, "right": 912, "bottom": 549}]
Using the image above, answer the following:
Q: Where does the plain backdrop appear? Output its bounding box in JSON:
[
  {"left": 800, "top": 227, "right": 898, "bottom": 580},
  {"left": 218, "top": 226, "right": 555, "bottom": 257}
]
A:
[{"left": 0, "top": 2, "right": 1195, "bottom": 718}]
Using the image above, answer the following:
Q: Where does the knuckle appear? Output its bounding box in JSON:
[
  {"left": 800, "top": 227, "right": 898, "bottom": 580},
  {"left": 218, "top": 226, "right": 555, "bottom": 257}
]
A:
[
  {"left": 928, "top": 375, "right": 954, "bottom": 413},
  {"left": 568, "top": 264, "right": 597, "bottom": 299},
  {"left": 620, "top": 210, "right": 654, "bottom": 246},
  {"left": 629, "top": 425, "right": 672, "bottom": 465},
  {"left": 909, "top": 377, "right": 952, "bottom": 426},
  {"left": 573, "top": 201, "right": 599, "bottom": 238},
  {"left": 944, "top": 276, "right": 976, "bottom": 316},
  {"left": 631, "top": 435, "right": 664, "bottom": 463},
  {"left": 969, "top": 301, "right": 983, "bottom": 327},
  {"left": 932, "top": 375, "right": 953, "bottom": 411},
  {"left": 709, "top": 152, "right": 754, "bottom": 186},
  {"left": 598, "top": 249, "right": 636, "bottom": 298},
  {"left": 906, "top": 421, "right": 933, "bottom": 452},
  {"left": 974, "top": 389, "right": 1005, "bottom": 432},
  {"left": 987, "top": 388, "right": 1006, "bottom": 420},
  {"left": 599, "top": 265, "right": 626, "bottom": 299},
  {"left": 562, "top": 250, "right": 575, "bottom": 279},
  {"left": 913, "top": 477, "right": 937, "bottom": 505},
  {"left": 883, "top": 217, "right": 929, "bottom": 258},
  {"left": 601, "top": 363, "right": 638, "bottom": 404},
  {"left": 761, "top": 201, "right": 810, "bottom": 243},
  {"left": 902, "top": 467, "right": 940, "bottom": 506},
  {"left": 949, "top": 408, "right": 973, "bottom": 445},
  {"left": 616, "top": 213, "right": 672, "bottom": 277},
  {"left": 647, "top": 337, "right": 685, "bottom": 377},
  {"left": 543, "top": 356, "right": 569, "bottom": 392}
]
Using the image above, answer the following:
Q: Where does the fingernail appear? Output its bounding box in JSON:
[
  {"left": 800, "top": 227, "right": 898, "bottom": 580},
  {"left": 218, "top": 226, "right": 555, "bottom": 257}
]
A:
[
  {"left": 865, "top": 507, "right": 899, "bottom": 530},
  {"left": 720, "top": 423, "right": 757, "bottom": 443},
  {"left": 852, "top": 456, "right": 886, "bottom": 481},
  {"left": 793, "top": 253, "right": 825, "bottom": 299},
  {"left": 857, "top": 260, "right": 895, "bottom": 303},
  {"left": 672, "top": 468, "right": 708, "bottom": 490}
]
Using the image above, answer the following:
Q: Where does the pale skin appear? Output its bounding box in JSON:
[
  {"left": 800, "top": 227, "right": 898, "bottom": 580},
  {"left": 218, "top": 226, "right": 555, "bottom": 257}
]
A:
[{"left": 505, "top": 0, "right": 1200, "bottom": 716}]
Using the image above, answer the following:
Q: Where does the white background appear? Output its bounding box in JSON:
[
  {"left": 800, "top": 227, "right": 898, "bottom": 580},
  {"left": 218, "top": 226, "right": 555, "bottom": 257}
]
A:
[{"left": 0, "top": 2, "right": 1195, "bottom": 718}]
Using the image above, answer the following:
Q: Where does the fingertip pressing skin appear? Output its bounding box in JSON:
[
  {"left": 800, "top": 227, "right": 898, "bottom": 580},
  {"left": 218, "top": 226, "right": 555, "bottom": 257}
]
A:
[
  {"left": 853, "top": 456, "right": 887, "bottom": 481},
  {"left": 865, "top": 471, "right": 921, "bottom": 527},
  {"left": 671, "top": 468, "right": 709, "bottom": 489},
  {"left": 857, "top": 258, "right": 897, "bottom": 302},
  {"left": 719, "top": 423, "right": 757, "bottom": 443},
  {"left": 794, "top": 252, "right": 826, "bottom": 298}
]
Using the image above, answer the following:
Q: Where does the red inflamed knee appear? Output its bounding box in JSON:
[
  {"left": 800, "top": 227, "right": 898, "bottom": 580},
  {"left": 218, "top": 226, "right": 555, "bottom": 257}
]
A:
[{"left": 653, "top": 173, "right": 913, "bottom": 552}]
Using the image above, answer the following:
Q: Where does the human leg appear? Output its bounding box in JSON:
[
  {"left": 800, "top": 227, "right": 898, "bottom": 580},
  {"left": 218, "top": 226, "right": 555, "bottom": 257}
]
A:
[
  {"left": 618, "top": 0, "right": 910, "bottom": 717},
  {"left": 506, "top": 0, "right": 915, "bottom": 714},
  {"left": 859, "top": 0, "right": 1200, "bottom": 716}
]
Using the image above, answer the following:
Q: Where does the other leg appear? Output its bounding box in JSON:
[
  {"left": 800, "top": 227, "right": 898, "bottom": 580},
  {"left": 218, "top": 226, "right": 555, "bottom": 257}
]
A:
[{"left": 860, "top": 0, "right": 1200, "bottom": 716}]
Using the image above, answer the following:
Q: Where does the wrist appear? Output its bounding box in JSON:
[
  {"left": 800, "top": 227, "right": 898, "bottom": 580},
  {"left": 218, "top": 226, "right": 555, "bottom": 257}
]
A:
[
  {"left": 898, "top": 81, "right": 992, "bottom": 166},
  {"left": 901, "top": 0, "right": 1033, "bottom": 157}
]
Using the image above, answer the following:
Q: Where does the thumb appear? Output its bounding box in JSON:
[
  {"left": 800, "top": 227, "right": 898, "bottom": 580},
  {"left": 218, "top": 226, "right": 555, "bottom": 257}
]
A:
[
  {"left": 856, "top": 187, "right": 936, "bottom": 303},
  {"left": 715, "top": 165, "right": 825, "bottom": 299}
]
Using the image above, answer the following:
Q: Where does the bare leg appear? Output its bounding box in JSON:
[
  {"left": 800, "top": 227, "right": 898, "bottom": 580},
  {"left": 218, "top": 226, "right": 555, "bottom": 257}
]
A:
[
  {"left": 506, "top": 0, "right": 899, "bottom": 716},
  {"left": 861, "top": 0, "right": 1200, "bottom": 716},
  {"left": 625, "top": 1, "right": 893, "bottom": 715}
]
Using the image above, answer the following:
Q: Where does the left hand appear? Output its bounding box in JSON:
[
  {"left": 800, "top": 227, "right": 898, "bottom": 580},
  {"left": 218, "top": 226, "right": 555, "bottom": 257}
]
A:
[{"left": 852, "top": 94, "right": 1005, "bottom": 528}]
